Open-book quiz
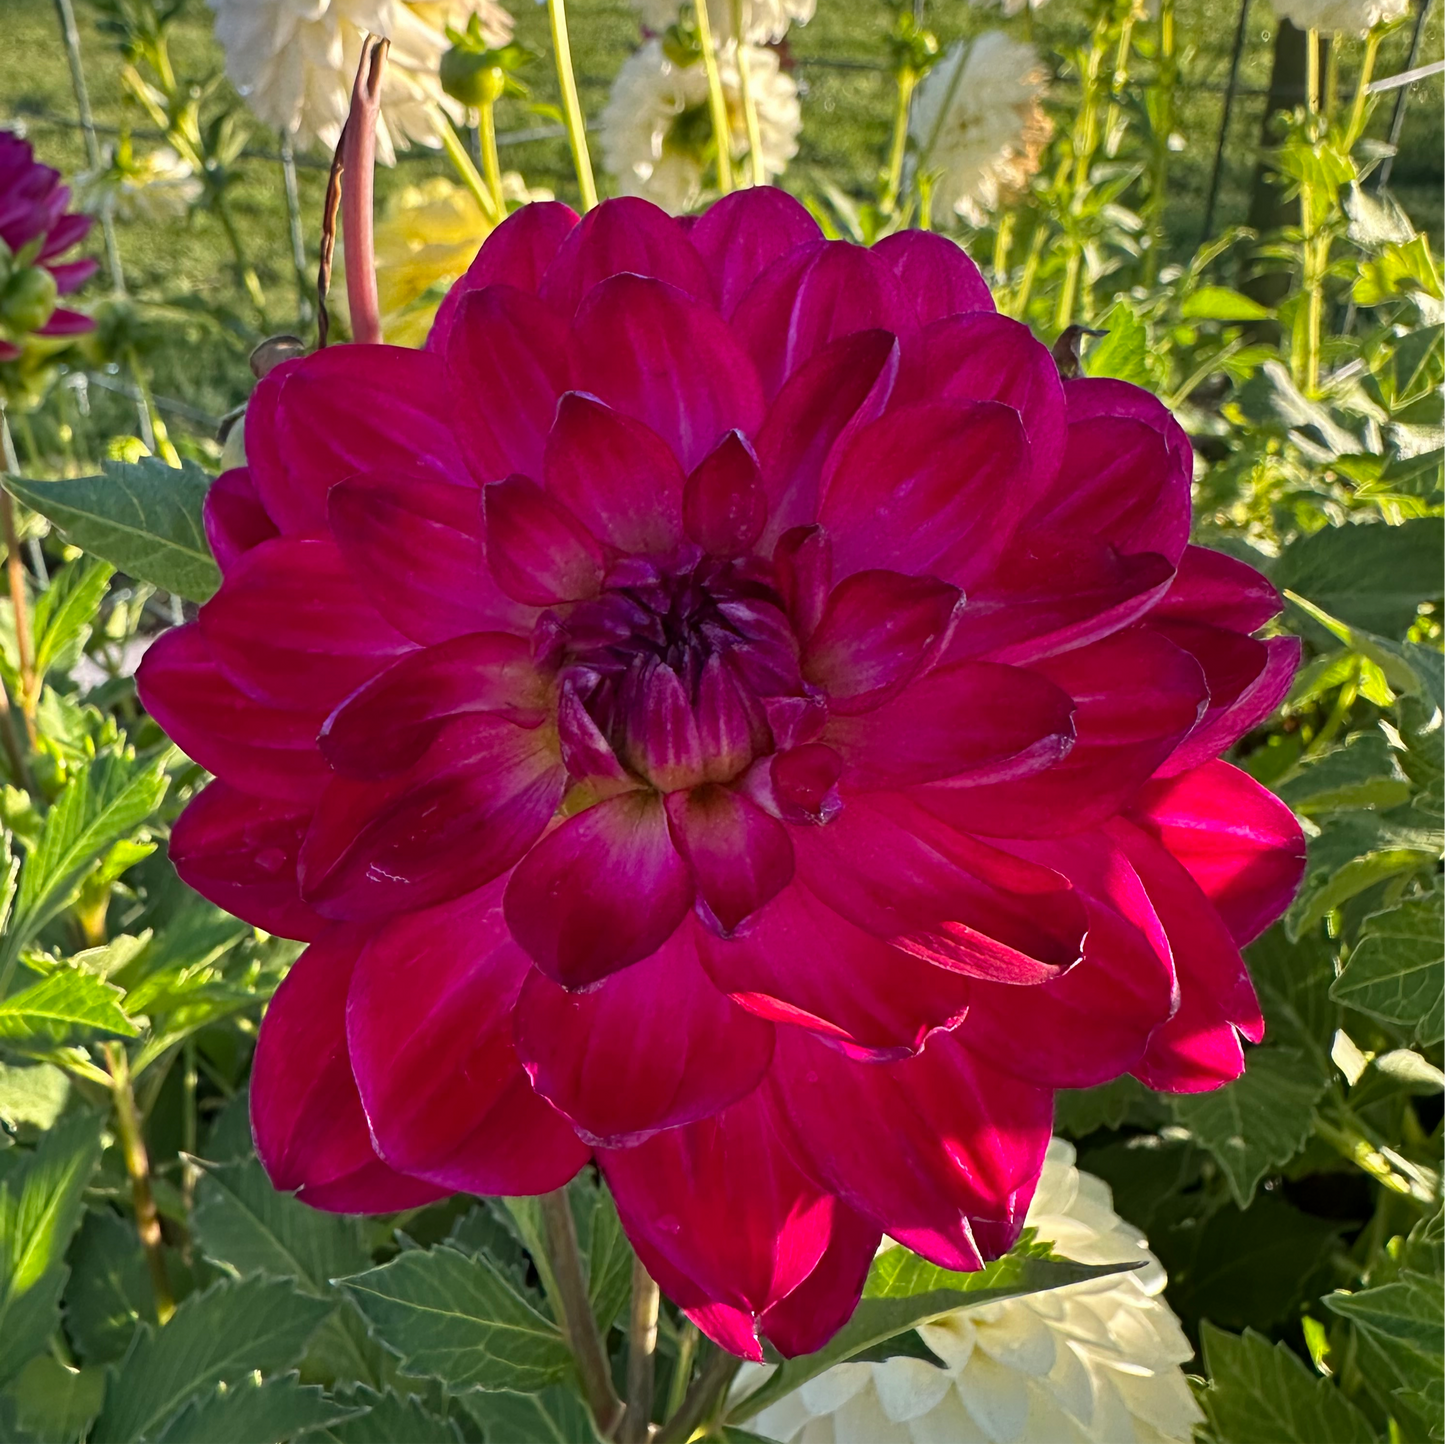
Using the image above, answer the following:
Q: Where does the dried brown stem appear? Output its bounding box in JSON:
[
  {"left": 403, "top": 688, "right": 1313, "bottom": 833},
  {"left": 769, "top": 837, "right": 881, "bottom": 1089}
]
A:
[{"left": 539, "top": 1189, "right": 624, "bottom": 1437}]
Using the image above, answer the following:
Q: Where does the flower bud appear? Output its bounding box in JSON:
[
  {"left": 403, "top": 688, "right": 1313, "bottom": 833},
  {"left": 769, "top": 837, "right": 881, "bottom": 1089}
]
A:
[{"left": 0, "top": 265, "right": 58, "bottom": 335}]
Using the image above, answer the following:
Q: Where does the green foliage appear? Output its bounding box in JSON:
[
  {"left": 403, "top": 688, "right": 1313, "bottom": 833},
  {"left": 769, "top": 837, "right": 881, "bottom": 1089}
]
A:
[
  {"left": 1332, "top": 882, "right": 1445, "bottom": 1045},
  {"left": 458, "top": 1386, "right": 603, "bottom": 1444},
  {"left": 150, "top": 1372, "right": 361, "bottom": 1444},
  {"left": 4, "top": 461, "right": 220, "bottom": 603}
]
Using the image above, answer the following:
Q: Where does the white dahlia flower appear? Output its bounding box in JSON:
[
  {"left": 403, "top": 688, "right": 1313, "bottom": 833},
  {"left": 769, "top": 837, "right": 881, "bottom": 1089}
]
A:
[
  {"left": 208, "top": 0, "right": 513, "bottom": 162},
  {"left": 600, "top": 38, "right": 800, "bottom": 214},
  {"left": 909, "top": 30, "right": 1052, "bottom": 228},
  {"left": 78, "top": 145, "right": 203, "bottom": 222},
  {"left": 630, "top": 0, "right": 815, "bottom": 45},
  {"left": 1270, "top": 0, "right": 1408, "bottom": 34},
  {"left": 968, "top": 0, "right": 1051, "bottom": 15},
  {"left": 744, "top": 1139, "right": 1204, "bottom": 1444}
]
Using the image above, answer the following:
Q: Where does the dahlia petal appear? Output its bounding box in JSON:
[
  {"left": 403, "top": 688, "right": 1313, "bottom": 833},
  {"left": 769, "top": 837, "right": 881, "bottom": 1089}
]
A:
[
  {"left": 251, "top": 929, "right": 449, "bottom": 1212},
  {"left": 348, "top": 885, "right": 590, "bottom": 1193},
  {"left": 539, "top": 195, "right": 713, "bottom": 316},
  {"left": 514, "top": 920, "right": 775, "bottom": 1146},
  {"left": 329, "top": 467, "right": 534, "bottom": 644},
  {"left": 901, "top": 314, "right": 1066, "bottom": 498},
  {"left": 871, "top": 230, "right": 993, "bottom": 324},
  {"left": 950, "top": 532, "right": 1176, "bottom": 666},
  {"left": 244, "top": 345, "right": 465, "bottom": 534},
  {"left": 556, "top": 677, "right": 632, "bottom": 784},
  {"left": 1033, "top": 378, "right": 1193, "bottom": 563},
  {"left": 768, "top": 743, "right": 843, "bottom": 825},
  {"left": 503, "top": 790, "right": 695, "bottom": 989},
  {"left": 137, "top": 624, "right": 329, "bottom": 804},
  {"left": 200, "top": 536, "right": 414, "bottom": 711},
  {"left": 1130, "top": 761, "right": 1305, "bottom": 947},
  {"left": 1157, "top": 630, "right": 1300, "bottom": 775},
  {"left": 773, "top": 526, "right": 832, "bottom": 644},
  {"left": 825, "top": 660, "right": 1075, "bottom": 789},
  {"left": 925, "top": 629, "right": 1207, "bottom": 838},
  {"left": 35, "top": 307, "right": 93, "bottom": 336},
  {"left": 665, "top": 783, "right": 795, "bottom": 934},
  {"left": 791, "top": 793, "right": 1086, "bottom": 982},
  {"left": 803, "top": 570, "right": 961, "bottom": 713},
  {"left": 1110, "top": 816, "right": 1264, "bottom": 1089},
  {"left": 483, "top": 474, "right": 608, "bottom": 605},
  {"left": 754, "top": 330, "right": 899, "bottom": 544},
  {"left": 427, "top": 200, "right": 579, "bottom": 350},
  {"left": 770, "top": 1028, "right": 1052, "bottom": 1272},
  {"left": 695, "top": 654, "right": 764, "bottom": 782},
  {"left": 683, "top": 430, "right": 768, "bottom": 557},
  {"left": 300, "top": 717, "right": 563, "bottom": 919},
  {"left": 35, "top": 210, "right": 90, "bottom": 260},
  {"left": 732, "top": 241, "right": 909, "bottom": 399},
  {"left": 819, "top": 401, "right": 1031, "bottom": 586},
  {"left": 319, "top": 633, "right": 548, "bottom": 779},
  {"left": 545, "top": 393, "right": 685, "bottom": 554},
  {"left": 203, "top": 467, "right": 278, "bottom": 573},
  {"left": 169, "top": 781, "right": 325, "bottom": 941},
  {"left": 599, "top": 1088, "right": 837, "bottom": 1363},
  {"left": 1151, "top": 544, "right": 1283, "bottom": 633},
  {"left": 572, "top": 274, "right": 765, "bottom": 471},
  {"left": 696, "top": 880, "right": 972, "bottom": 1060},
  {"left": 960, "top": 834, "right": 1177, "bottom": 1088},
  {"left": 447, "top": 285, "right": 574, "bottom": 483},
  {"left": 757, "top": 1203, "right": 881, "bottom": 1359},
  {"left": 47, "top": 257, "right": 98, "bottom": 295},
  {"left": 690, "top": 187, "right": 821, "bottom": 316}
]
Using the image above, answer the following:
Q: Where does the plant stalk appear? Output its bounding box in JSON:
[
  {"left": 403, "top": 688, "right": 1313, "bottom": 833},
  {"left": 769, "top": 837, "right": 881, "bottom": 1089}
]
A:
[
  {"left": 621, "top": 1259, "right": 660, "bottom": 1444},
  {"left": 538, "top": 1189, "right": 623, "bottom": 1436},
  {"left": 434, "top": 106, "right": 502, "bottom": 226},
  {"left": 0, "top": 490, "right": 37, "bottom": 737},
  {"left": 280, "top": 134, "right": 313, "bottom": 324},
  {"left": 882, "top": 65, "right": 918, "bottom": 216},
  {"left": 477, "top": 98, "right": 507, "bottom": 217},
  {"left": 1344, "top": 28, "right": 1382, "bottom": 148},
  {"left": 105, "top": 1042, "right": 175, "bottom": 1324},
  {"left": 547, "top": 0, "right": 599, "bottom": 210},
  {"left": 732, "top": 5, "right": 767, "bottom": 189},
  {"left": 664, "top": 1320, "right": 697, "bottom": 1420},
  {"left": 342, "top": 36, "right": 388, "bottom": 346},
  {"left": 0, "top": 414, "right": 37, "bottom": 773},
  {"left": 658, "top": 1346, "right": 741, "bottom": 1444},
  {"left": 125, "top": 348, "right": 180, "bottom": 467},
  {"left": 694, "top": 0, "right": 734, "bottom": 195}
]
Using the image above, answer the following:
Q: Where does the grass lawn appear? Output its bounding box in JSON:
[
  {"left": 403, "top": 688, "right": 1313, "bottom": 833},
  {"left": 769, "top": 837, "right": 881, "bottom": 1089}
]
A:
[{"left": 2, "top": 0, "right": 1440, "bottom": 454}]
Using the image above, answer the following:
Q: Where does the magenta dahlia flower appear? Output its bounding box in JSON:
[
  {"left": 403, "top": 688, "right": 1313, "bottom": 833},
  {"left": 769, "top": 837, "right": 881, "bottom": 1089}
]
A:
[
  {"left": 0, "top": 132, "right": 96, "bottom": 361},
  {"left": 138, "top": 192, "right": 1304, "bottom": 1360}
]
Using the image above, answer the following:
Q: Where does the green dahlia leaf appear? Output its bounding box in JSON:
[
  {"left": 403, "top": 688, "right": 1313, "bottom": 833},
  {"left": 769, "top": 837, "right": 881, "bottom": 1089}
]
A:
[
  {"left": 317, "top": 1386, "right": 462, "bottom": 1444},
  {"left": 1327, "top": 1274, "right": 1445, "bottom": 1436},
  {"left": 4, "top": 458, "right": 220, "bottom": 603},
  {"left": 340, "top": 1245, "right": 572, "bottom": 1393},
  {"left": 1198, "top": 1324, "right": 1380, "bottom": 1444},
  {"left": 90, "top": 1276, "right": 333, "bottom": 1444},
  {"left": 151, "top": 1372, "right": 362, "bottom": 1444},
  {"left": 1170, "top": 1047, "right": 1328, "bottom": 1207},
  {"left": 458, "top": 1384, "right": 603, "bottom": 1443},
  {"left": 0, "top": 968, "right": 136, "bottom": 1041},
  {"left": 1331, "top": 882, "right": 1445, "bottom": 1045}
]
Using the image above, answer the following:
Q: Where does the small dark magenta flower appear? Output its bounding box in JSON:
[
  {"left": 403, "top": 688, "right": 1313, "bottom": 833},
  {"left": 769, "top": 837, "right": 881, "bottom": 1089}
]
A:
[
  {"left": 0, "top": 131, "right": 96, "bottom": 361},
  {"left": 139, "top": 191, "right": 1304, "bottom": 1360}
]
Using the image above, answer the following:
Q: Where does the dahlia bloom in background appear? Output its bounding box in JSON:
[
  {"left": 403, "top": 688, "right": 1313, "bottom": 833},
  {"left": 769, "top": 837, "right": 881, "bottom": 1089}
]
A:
[
  {"left": 601, "top": 39, "right": 801, "bottom": 214},
  {"left": 207, "top": 0, "right": 512, "bottom": 162},
  {"left": 910, "top": 33, "right": 1053, "bottom": 229},
  {"left": 1271, "top": 0, "right": 1408, "bottom": 35},
  {"left": 0, "top": 131, "right": 96, "bottom": 362},
  {"left": 138, "top": 190, "right": 1305, "bottom": 1361},
  {"left": 744, "top": 1140, "right": 1203, "bottom": 1444},
  {"left": 632, "top": 0, "right": 815, "bottom": 45}
]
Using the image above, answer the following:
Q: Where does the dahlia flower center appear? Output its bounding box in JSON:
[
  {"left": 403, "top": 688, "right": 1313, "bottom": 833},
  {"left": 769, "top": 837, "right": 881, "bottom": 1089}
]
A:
[{"left": 544, "top": 554, "right": 804, "bottom": 793}]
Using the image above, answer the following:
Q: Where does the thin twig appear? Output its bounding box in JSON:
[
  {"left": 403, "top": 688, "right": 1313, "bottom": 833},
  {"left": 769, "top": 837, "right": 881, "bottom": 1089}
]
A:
[
  {"left": 655, "top": 1345, "right": 741, "bottom": 1444},
  {"left": 317, "top": 122, "right": 345, "bottom": 348},
  {"left": 622, "top": 1259, "right": 660, "bottom": 1444},
  {"left": 341, "top": 35, "right": 388, "bottom": 346},
  {"left": 539, "top": 1189, "right": 624, "bottom": 1436},
  {"left": 105, "top": 1042, "right": 175, "bottom": 1324}
]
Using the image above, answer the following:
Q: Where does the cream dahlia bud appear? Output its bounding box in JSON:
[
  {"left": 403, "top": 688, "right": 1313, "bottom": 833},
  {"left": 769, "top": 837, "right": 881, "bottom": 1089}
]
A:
[
  {"left": 208, "top": 0, "right": 513, "bottom": 162},
  {"left": 78, "top": 145, "right": 203, "bottom": 223},
  {"left": 909, "top": 30, "right": 1052, "bottom": 229},
  {"left": 749, "top": 1140, "right": 1204, "bottom": 1444},
  {"left": 630, "top": 0, "right": 814, "bottom": 44},
  {"left": 600, "top": 38, "right": 801, "bottom": 214},
  {"left": 1270, "top": 0, "right": 1408, "bottom": 34}
]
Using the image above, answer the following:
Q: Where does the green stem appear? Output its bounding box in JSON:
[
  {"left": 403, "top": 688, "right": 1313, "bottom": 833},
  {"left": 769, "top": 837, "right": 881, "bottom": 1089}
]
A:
[
  {"left": 477, "top": 99, "right": 507, "bottom": 218},
  {"left": 538, "top": 1190, "right": 623, "bottom": 1436},
  {"left": 215, "top": 198, "right": 267, "bottom": 320},
  {"left": 125, "top": 348, "right": 181, "bottom": 467},
  {"left": 1344, "top": 29, "right": 1382, "bottom": 148},
  {"left": 105, "top": 1042, "right": 176, "bottom": 1325},
  {"left": 664, "top": 1321, "right": 697, "bottom": 1421},
  {"left": 1306, "top": 27, "right": 1321, "bottom": 113},
  {"left": 733, "top": 19, "right": 767, "bottom": 188},
  {"left": 434, "top": 106, "right": 502, "bottom": 226},
  {"left": 657, "top": 1346, "right": 740, "bottom": 1444},
  {"left": 1010, "top": 219, "right": 1048, "bottom": 320},
  {"left": 694, "top": 0, "right": 734, "bottom": 195},
  {"left": 882, "top": 66, "right": 918, "bottom": 216},
  {"left": 1143, "top": 0, "right": 1176, "bottom": 286},
  {"left": 621, "top": 1259, "right": 660, "bottom": 1444},
  {"left": 1054, "top": 250, "right": 1083, "bottom": 333},
  {"left": 547, "top": 0, "right": 598, "bottom": 210}
]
